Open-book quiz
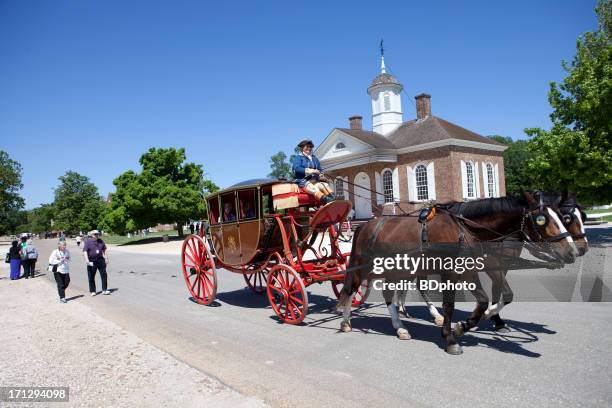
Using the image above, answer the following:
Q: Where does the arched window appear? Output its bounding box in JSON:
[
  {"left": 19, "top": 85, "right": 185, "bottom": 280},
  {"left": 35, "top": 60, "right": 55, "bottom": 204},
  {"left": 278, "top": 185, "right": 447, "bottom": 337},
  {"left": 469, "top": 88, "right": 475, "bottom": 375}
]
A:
[
  {"left": 384, "top": 92, "right": 391, "bottom": 111},
  {"left": 466, "top": 161, "right": 475, "bottom": 198},
  {"left": 415, "top": 165, "right": 429, "bottom": 200},
  {"left": 486, "top": 163, "right": 495, "bottom": 197},
  {"left": 335, "top": 178, "right": 345, "bottom": 199},
  {"left": 382, "top": 169, "right": 394, "bottom": 203},
  {"left": 335, "top": 142, "right": 346, "bottom": 150}
]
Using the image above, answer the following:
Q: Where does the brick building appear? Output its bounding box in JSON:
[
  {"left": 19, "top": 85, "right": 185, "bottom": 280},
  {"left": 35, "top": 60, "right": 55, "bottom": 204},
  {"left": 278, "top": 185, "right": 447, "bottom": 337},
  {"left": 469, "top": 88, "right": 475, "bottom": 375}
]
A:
[{"left": 316, "top": 54, "right": 507, "bottom": 219}]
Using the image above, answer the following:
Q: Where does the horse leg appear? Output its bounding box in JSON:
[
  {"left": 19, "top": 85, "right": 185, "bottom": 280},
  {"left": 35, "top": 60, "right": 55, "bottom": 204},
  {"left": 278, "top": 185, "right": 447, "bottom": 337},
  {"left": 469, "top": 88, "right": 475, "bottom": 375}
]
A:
[
  {"left": 384, "top": 288, "right": 410, "bottom": 340},
  {"left": 340, "top": 293, "right": 355, "bottom": 332},
  {"left": 418, "top": 278, "right": 444, "bottom": 326},
  {"left": 455, "top": 272, "right": 489, "bottom": 336},
  {"left": 488, "top": 270, "right": 511, "bottom": 333},
  {"left": 396, "top": 289, "right": 410, "bottom": 318},
  {"left": 442, "top": 283, "right": 462, "bottom": 355}
]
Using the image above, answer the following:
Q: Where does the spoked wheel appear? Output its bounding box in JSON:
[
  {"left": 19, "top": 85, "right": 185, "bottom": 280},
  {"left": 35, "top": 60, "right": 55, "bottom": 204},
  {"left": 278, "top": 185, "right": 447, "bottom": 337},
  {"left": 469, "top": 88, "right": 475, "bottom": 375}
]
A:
[
  {"left": 181, "top": 234, "right": 217, "bottom": 305},
  {"left": 332, "top": 252, "right": 370, "bottom": 307},
  {"left": 244, "top": 270, "right": 268, "bottom": 294},
  {"left": 266, "top": 264, "right": 308, "bottom": 324}
]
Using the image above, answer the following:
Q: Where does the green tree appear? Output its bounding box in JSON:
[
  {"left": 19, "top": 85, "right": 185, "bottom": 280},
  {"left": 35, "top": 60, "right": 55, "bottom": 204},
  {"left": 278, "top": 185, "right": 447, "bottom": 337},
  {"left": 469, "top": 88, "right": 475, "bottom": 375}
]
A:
[
  {"left": 23, "top": 203, "right": 55, "bottom": 234},
  {"left": 104, "top": 147, "right": 218, "bottom": 236},
  {"left": 0, "top": 150, "right": 25, "bottom": 235},
  {"left": 268, "top": 147, "right": 301, "bottom": 180},
  {"left": 53, "top": 171, "right": 106, "bottom": 233},
  {"left": 487, "top": 135, "right": 536, "bottom": 196},
  {"left": 525, "top": 0, "right": 612, "bottom": 204}
]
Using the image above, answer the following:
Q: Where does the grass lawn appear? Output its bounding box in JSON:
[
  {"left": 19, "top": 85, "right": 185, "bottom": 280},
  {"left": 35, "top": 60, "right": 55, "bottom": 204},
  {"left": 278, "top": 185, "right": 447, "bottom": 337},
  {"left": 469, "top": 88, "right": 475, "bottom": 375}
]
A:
[
  {"left": 102, "top": 230, "right": 182, "bottom": 245},
  {"left": 586, "top": 208, "right": 612, "bottom": 215}
]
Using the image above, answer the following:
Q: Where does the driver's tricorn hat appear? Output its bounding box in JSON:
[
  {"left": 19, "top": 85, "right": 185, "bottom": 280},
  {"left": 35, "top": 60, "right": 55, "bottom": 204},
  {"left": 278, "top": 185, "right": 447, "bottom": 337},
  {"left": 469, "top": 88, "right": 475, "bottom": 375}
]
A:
[{"left": 297, "top": 139, "right": 314, "bottom": 148}]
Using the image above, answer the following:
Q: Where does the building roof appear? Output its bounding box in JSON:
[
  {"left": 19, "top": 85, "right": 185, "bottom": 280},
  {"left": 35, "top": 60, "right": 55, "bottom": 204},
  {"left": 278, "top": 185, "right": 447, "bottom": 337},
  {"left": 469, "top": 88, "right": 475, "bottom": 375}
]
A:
[
  {"left": 368, "top": 73, "right": 402, "bottom": 88},
  {"left": 388, "top": 116, "right": 506, "bottom": 149},
  {"left": 335, "top": 128, "right": 396, "bottom": 149}
]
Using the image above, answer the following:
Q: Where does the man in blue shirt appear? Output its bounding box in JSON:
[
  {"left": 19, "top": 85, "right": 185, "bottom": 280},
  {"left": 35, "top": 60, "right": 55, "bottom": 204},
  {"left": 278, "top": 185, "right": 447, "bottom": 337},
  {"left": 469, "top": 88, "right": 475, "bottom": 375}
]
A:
[{"left": 292, "top": 139, "right": 334, "bottom": 204}]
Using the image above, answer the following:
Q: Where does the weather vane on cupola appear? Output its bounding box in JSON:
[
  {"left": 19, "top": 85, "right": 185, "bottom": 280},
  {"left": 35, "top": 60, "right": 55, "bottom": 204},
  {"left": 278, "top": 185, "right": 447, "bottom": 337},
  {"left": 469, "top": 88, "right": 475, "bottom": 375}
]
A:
[{"left": 380, "top": 39, "right": 386, "bottom": 73}]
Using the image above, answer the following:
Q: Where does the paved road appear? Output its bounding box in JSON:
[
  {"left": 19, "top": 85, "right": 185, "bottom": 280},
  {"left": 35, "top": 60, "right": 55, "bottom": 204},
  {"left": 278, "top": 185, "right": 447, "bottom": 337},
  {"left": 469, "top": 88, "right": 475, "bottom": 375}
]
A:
[{"left": 33, "top": 231, "right": 612, "bottom": 408}]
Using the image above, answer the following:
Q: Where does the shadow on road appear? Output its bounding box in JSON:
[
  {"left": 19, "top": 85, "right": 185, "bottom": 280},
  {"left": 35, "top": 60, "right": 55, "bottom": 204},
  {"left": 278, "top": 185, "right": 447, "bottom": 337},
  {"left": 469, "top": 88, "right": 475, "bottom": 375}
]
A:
[{"left": 66, "top": 295, "right": 84, "bottom": 302}]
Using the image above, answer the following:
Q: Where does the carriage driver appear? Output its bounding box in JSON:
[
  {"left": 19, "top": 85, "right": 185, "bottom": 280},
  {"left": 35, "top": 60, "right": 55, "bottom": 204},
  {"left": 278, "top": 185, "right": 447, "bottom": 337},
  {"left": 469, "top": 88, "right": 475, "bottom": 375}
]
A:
[{"left": 292, "top": 139, "right": 335, "bottom": 204}]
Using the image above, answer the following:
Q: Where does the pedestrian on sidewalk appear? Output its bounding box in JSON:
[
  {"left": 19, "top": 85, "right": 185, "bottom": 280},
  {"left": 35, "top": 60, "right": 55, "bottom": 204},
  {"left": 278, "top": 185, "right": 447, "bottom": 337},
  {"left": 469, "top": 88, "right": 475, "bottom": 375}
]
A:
[
  {"left": 49, "top": 241, "right": 71, "bottom": 303},
  {"left": 8, "top": 241, "right": 21, "bottom": 280},
  {"left": 76, "top": 235, "right": 82, "bottom": 247},
  {"left": 23, "top": 238, "right": 38, "bottom": 279},
  {"left": 83, "top": 230, "right": 110, "bottom": 296},
  {"left": 19, "top": 235, "right": 29, "bottom": 278}
]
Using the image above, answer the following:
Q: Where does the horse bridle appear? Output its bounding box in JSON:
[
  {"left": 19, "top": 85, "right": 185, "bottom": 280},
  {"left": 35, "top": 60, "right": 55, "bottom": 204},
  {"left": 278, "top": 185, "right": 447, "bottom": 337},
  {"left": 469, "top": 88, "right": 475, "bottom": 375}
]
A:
[
  {"left": 522, "top": 195, "right": 572, "bottom": 243},
  {"left": 558, "top": 203, "right": 587, "bottom": 239}
]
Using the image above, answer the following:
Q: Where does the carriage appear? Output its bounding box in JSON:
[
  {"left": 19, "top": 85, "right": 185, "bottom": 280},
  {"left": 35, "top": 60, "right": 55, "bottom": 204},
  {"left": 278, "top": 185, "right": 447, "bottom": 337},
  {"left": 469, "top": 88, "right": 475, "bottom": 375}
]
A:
[{"left": 180, "top": 178, "right": 370, "bottom": 324}]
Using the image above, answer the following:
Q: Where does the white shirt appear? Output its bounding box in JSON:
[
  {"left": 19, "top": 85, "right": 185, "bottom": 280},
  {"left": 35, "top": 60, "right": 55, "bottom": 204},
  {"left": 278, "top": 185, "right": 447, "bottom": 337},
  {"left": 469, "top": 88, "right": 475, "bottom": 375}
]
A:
[{"left": 48, "top": 249, "right": 71, "bottom": 274}]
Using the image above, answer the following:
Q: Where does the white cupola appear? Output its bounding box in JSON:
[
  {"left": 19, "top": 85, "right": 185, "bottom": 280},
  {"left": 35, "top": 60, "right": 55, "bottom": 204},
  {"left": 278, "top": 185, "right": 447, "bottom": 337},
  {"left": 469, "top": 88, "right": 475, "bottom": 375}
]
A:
[{"left": 367, "top": 50, "right": 403, "bottom": 136}]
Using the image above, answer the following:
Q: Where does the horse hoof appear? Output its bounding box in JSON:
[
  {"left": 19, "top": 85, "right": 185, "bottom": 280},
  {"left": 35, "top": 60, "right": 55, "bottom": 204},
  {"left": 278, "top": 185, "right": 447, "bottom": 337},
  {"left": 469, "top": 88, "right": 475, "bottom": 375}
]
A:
[
  {"left": 454, "top": 322, "right": 465, "bottom": 337},
  {"left": 400, "top": 310, "right": 411, "bottom": 318},
  {"left": 445, "top": 343, "right": 463, "bottom": 355},
  {"left": 434, "top": 315, "right": 444, "bottom": 327},
  {"left": 340, "top": 322, "right": 352, "bottom": 333},
  {"left": 397, "top": 328, "right": 411, "bottom": 340},
  {"left": 494, "top": 324, "right": 510, "bottom": 333}
]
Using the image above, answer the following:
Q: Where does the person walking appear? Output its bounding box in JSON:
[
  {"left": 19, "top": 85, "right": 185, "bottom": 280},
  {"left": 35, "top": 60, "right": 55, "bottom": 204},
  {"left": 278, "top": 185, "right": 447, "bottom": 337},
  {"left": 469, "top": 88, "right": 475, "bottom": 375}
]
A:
[
  {"left": 49, "top": 241, "right": 71, "bottom": 303},
  {"left": 83, "top": 230, "right": 110, "bottom": 296},
  {"left": 8, "top": 241, "right": 21, "bottom": 280},
  {"left": 19, "top": 235, "right": 29, "bottom": 278},
  {"left": 23, "top": 238, "right": 38, "bottom": 279}
]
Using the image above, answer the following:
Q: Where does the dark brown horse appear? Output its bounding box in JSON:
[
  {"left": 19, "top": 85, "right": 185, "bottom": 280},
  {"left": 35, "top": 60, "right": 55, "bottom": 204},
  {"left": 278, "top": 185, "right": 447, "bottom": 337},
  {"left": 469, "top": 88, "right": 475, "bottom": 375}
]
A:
[{"left": 336, "top": 191, "right": 578, "bottom": 354}]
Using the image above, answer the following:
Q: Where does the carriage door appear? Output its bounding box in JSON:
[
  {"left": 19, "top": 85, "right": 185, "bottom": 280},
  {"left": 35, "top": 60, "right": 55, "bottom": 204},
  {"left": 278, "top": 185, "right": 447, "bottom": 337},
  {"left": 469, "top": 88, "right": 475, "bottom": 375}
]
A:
[
  {"left": 354, "top": 172, "right": 372, "bottom": 219},
  {"left": 220, "top": 192, "right": 241, "bottom": 265}
]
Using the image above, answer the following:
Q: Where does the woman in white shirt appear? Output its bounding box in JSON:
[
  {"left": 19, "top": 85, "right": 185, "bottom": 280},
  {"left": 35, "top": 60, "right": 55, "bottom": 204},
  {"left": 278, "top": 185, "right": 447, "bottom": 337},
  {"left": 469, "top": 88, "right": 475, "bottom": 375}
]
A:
[{"left": 49, "top": 241, "right": 71, "bottom": 303}]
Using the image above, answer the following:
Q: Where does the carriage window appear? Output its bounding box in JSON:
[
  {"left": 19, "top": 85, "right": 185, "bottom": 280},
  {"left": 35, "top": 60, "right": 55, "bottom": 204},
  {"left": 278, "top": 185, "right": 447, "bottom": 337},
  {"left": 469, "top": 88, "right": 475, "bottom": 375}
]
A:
[
  {"left": 261, "top": 187, "right": 274, "bottom": 216},
  {"left": 486, "top": 163, "right": 495, "bottom": 197},
  {"left": 238, "top": 189, "right": 257, "bottom": 220},
  {"left": 382, "top": 169, "right": 394, "bottom": 203},
  {"left": 220, "top": 193, "right": 237, "bottom": 223},
  {"left": 415, "top": 165, "right": 429, "bottom": 201},
  {"left": 466, "top": 162, "right": 475, "bottom": 198},
  {"left": 207, "top": 196, "right": 220, "bottom": 225}
]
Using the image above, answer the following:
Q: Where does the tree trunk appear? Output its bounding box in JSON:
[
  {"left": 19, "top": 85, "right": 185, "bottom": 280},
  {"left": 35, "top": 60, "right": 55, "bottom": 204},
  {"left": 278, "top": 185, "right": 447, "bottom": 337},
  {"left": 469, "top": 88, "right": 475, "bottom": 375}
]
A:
[{"left": 177, "top": 221, "right": 184, "bottom": 237}]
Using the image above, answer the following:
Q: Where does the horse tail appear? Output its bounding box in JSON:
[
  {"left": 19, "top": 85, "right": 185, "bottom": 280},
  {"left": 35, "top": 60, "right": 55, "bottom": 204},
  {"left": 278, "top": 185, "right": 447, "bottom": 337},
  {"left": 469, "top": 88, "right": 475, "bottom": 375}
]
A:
[{"left": 336, "top": 223, "right": 364, "bottom": 312}]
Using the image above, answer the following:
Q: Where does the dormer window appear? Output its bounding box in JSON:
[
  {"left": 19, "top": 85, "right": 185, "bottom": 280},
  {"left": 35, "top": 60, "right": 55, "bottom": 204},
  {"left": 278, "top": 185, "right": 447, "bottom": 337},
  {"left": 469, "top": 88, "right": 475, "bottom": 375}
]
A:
[{"left": 335, "top": 142, "right": 346, "bottom": 150}]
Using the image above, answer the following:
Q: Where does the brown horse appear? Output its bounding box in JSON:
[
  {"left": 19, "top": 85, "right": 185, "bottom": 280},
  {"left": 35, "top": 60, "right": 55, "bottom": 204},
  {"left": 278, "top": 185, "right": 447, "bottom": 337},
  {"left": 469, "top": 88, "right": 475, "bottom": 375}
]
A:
[{"left": 336, "top": 191, "right": 578, "bottom": 354}]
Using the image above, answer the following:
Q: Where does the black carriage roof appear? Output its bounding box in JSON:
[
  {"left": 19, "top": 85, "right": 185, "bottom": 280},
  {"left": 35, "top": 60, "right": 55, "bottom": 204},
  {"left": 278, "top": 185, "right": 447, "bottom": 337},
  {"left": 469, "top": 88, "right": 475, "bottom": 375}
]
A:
[{"left": 207, "top": 178, "right": 287, "bottom": 198}]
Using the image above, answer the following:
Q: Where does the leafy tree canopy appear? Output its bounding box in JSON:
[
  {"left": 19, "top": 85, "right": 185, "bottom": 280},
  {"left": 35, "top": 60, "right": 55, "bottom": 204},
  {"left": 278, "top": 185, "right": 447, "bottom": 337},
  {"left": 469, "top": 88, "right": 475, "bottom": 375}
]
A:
[
  {"left": 0, "top": 150, "right": 25, "bottom": 235},
  {"left": 268, "top": 147, "right": 301, "bottom": 180},
  {"left": 104, "top": 147, "right": 218, "bottom": 236},
  {"left": 525, "top": 0, "right": 612, "bottom": 204},
  {"left": 487, "top": 135, "right": 536, "bottom": 196},
  {"left": 53, "top": 171, "right": 106, "bottom": 233}
]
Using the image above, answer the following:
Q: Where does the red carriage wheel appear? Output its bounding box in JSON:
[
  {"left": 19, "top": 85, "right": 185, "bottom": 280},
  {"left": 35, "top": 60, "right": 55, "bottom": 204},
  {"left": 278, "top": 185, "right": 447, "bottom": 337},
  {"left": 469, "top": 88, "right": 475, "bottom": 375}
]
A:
[
  {"left": 333, "top": 252, "right": 370, "bottom": 307},
  {"left": 181, "top": 234, "right": 217, "bottom": 305},
  {"left": 266, "top": 264, "right": 308, "bottom": 324},
  {"left": 244, "top": 270, "right": 268, "bottom": 294}
]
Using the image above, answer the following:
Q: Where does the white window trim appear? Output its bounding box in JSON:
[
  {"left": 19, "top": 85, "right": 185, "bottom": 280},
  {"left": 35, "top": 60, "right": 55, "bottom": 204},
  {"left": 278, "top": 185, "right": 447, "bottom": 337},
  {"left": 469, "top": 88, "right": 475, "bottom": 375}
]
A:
[
  {"left": 494, "top": 163, "right": 500, "bottom": 197},
  {"left": 406, "top": 166, "right": 416, "bottom": 201},
  {"left": 375, "top": 171, "right": 384, "bottom": 205},
  {"left": 461, "top": 160, "right": 478, "bottom": 200},
  {"left": 426, "top": 161, "right": 436, "bottom": 201},
  {"left": 381, "top": 168, "right": 395, "bottom": 203},
  {"left": 411, "top": 162, "right": 431, "bottom": 202}
]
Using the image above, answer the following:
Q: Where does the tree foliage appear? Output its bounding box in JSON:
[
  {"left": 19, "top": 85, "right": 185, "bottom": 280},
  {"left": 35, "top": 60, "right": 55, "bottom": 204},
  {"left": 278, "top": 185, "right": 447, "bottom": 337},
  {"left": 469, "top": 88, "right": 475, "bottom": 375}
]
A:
[
  {"left": 526, "top": 0, "right": 612, "bottom": 204},
  {"left": 0, "top": 150, "right": 25, "bottom": 235},
  {"left": 487, "top": 135, "right": 536, "bottom": 196},
  {"left": 104, "top": 147, "right": 218, "bottom": 236},
  {"left": 53, "top": 171, "right": 106, "bottom": 233},
  {"left": 268, "top": 147, "right": 301, "bottom": 180}
]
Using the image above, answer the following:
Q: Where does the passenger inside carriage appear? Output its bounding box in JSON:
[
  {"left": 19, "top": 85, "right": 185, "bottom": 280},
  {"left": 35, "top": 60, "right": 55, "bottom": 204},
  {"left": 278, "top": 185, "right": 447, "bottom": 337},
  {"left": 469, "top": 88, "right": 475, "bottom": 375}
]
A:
[
  {"left": 291, "top": 139, "right": 335, "bottom": 204},
  {"left": 222, "top": 201, "right": 237, "bottom": 222}
]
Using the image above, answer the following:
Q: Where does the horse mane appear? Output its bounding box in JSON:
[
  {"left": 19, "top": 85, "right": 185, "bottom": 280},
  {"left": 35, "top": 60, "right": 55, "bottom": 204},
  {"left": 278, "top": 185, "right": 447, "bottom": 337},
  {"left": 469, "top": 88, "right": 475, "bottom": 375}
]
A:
[{"left": 438, "top": 196, "right": 527, "bottom": 219}]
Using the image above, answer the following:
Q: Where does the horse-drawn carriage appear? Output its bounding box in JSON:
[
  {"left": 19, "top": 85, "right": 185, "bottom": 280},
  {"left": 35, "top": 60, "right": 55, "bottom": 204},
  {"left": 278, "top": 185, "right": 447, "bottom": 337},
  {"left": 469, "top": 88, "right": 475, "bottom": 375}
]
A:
[{"left": 180, "top": 178, "right": 369, "bottom": 324}]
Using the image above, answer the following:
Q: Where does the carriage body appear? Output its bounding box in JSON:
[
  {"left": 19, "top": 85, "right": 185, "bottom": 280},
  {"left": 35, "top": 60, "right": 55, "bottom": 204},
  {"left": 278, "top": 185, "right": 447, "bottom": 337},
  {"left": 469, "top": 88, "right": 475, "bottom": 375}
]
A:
[{"left": 181, "top": 178, "right": 369, "bottom": 324}]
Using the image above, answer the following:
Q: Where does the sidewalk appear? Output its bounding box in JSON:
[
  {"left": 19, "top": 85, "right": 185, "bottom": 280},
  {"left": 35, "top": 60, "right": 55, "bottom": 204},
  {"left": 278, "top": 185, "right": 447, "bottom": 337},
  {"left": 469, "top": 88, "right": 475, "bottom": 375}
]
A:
[{"left": 0, "top": 277, "right": 266, "bottom": 408}]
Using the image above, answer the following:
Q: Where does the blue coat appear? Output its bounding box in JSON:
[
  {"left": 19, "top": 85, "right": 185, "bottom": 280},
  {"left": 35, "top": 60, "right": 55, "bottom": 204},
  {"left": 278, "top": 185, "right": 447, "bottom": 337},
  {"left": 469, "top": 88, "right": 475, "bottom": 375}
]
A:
[{"left": 292, "top": 154, "right": 323, "bottom": 187}]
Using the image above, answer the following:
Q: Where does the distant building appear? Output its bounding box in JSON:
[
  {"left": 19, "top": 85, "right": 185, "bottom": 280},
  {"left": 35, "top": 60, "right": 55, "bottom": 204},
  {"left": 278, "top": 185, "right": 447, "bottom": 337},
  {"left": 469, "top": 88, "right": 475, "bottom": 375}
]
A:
[{"left": 316, "top": 52, "right": 507, "bottom": 219}]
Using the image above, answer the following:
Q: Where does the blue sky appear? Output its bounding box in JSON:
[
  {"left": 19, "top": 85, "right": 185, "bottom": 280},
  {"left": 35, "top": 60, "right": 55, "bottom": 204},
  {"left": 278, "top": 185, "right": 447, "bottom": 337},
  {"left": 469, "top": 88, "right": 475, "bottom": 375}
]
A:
[{"left": 0, "top": 0, "right": 599, "bottom": 209}]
